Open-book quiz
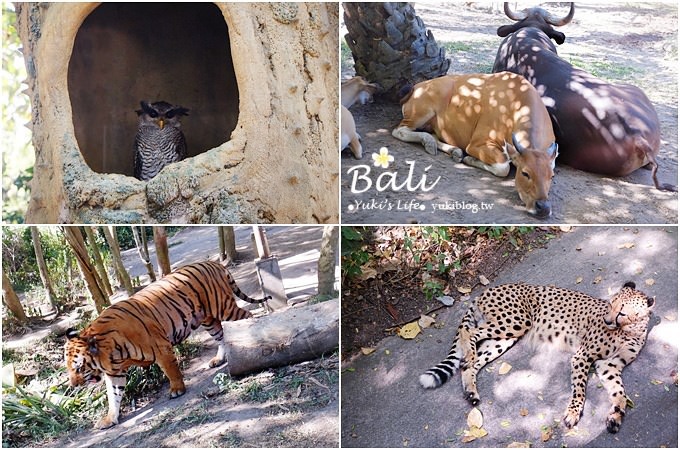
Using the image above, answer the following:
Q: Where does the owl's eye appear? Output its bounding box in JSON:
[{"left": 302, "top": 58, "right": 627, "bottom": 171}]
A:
[
  {"left": 148, "top": 110, "right": 158, "bottom": 118},
  {"left": 166, "top": 111, "right": 175, "bottom": 119}
]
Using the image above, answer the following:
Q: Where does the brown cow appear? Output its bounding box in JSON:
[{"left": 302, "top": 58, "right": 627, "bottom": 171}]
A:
[
  {"left": 341, "top": 105, "right": 362, "bottom": 159},
  {"left": 341, "top": 76, "right": 379, "bottom": 108},
  {"left": 392, "top": 72, "right": 558, "bottom": 218}
]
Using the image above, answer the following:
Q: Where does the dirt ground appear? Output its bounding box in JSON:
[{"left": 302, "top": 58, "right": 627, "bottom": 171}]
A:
[
  {"left": 341, "top": 227, "right": 558, "bottom": 359},
  {"left": 341, "top": 2, "right": 678, "bottom": 224}
]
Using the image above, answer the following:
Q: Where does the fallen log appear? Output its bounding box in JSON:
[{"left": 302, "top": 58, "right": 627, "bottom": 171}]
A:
[{"left": 223, "top": 298, "right": 339, "bottom": 376}]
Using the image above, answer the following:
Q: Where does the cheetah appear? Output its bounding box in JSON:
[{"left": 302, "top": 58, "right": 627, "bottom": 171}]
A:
[{"left": 419, "top": 281, "right": 654, "bottom": 433}]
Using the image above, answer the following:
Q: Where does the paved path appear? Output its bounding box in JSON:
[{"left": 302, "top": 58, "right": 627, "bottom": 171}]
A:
[{"left": 341, "top": 226, "right": 677, "bottom": 447}]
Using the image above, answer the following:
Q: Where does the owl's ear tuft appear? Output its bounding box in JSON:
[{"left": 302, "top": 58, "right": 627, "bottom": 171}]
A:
[
  {"left": 137, "top": 100, "right": 154, "bottom": 116},
  {"left": 175, "top": 107, "right": 189, "bottom": 116}
]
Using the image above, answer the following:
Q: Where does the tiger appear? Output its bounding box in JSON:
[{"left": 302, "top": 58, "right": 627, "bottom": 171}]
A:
[{"left": 64, "top": 260, "right": 270, "bottom": 429}]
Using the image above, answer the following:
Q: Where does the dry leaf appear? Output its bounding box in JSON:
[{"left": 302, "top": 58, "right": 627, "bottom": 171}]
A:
[
  {"left": 645, "top": 278, "right": 655, "bottom": 286},
  {"left": 593, "top": 276, "right": 602, "bottom": 284},
  {"left": 499, "top": 362, "right": 512, "bottom": 375},
  {"left": 500, "top": 420, "right": 511, "bottom": 428},
  {"left": 467, "top": 407, "right": 484, "bottom": 428},
  {"left": 360, "top": 347, "right": 376, "bottom": 355},
  {"left": 507, "top": 442, "right": 531, "bottom": 448},
  {"left": 479, "top": 275, "right": 490, "bottom": 285},
  {"left": 358, "top": 266, "right": 377, "bottom": 280},
  {"left": 436, "top": 295, "right": 455, "bottom": 306},
  {"left": 398, "top": 322, "right": 421, "bottom": 339},
  {"left": 650, "top": 379, "right": 663, "bottom": 385},
  {"left": 457, "top": 286, "right": 472, "bottom": 294},
  {"left": 541, "top": 426, "right": 553, "bottom": 442},
  {"left": 626, "top": 396, "right": 635, "bottom": 408},
  {"left": 461, "top": 426, "right": 487, "bottom": 443},
  {"left": 560, "top": 226, "right": 573, "bottom": 232},
  {"left": 575, "top": 276, "right": 583, "bottom": 284},
  {"left": 385, "top": 302, "right": 400, "bottom": 321},
  {"left": 519, "top": 407, "right": 529, "bottom": 417},
  {"left": 618, "top": 242, "right": 635, "bottom": 249},
  {"left": 418, "top": 314, "right": 436, "bottom": 329}
]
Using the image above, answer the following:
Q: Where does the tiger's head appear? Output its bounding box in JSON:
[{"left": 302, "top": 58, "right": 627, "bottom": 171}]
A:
[{"left": 64, "top": 328, "right": 103, "bottom": 386}]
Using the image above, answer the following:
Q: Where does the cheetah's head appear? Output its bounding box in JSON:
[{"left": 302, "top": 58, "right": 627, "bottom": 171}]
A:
[{"left": 603, "top": 281, "right": 655, "bottom": 330}]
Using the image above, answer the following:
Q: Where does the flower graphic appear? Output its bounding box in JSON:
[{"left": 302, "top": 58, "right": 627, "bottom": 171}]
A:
[{"left": 372, "top": 147, "right": 394, "bottom": 169}]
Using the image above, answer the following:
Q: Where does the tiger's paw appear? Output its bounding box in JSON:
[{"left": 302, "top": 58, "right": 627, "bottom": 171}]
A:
[
  {"left": 95, "top": 415, "right": 118, "bottom": 429},
  {"left": 169, "top": 386, "right": 186, "bottom": 399}
]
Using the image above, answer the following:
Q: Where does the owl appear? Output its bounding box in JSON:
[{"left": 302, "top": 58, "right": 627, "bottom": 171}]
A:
[{"left": 134, "top": 100, "right": 189, "bottom": 181}]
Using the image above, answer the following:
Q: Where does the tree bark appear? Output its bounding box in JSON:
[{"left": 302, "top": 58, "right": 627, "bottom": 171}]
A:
[
  {"left": 29, "top": 226, "right": 58, "bottom": 312},
  {"left": 101, "top": 226, "right": 134, "bottom": 295},
  {"left": 2, "top": 271, "right": 29, "bottom": 324},
  {"left": 153, "top": 226, "right": 171, "bottom": 277},
  {"left": 62, "top": 227, "right": 110, "bottom": 313},
  {"left": 18, "top": 3, "right": 338, "bottom": 224},
  {"left": 223, "top": 299, "right": 339, "bottom": 376},
  {"left": 132, "top": 226, "right": 156, "bottom": 282},
  {"left": 218, "top": 226, "right": 237, "bottom": 264},
  {"left": 343, "top": 3, "right": 450, "bottom": 99},
  {"left": 82, "top": 226, "right": 113, "bottom": 297},
  {"left": 317, "top": 226, "right": 339, "bottom": 296}
]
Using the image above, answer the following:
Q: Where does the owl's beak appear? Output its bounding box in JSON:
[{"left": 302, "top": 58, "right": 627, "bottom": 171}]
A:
[{"left": 157, "top": 118, "right": 165, "bottom": 130}]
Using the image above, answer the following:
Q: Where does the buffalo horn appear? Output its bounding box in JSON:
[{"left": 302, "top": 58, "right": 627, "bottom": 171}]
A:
[
  {"left": 542, "top": 2, "right": 575, "bottom": 26},
  {"left": 503, "top": 2, "right": 526, "bottom": 21}
]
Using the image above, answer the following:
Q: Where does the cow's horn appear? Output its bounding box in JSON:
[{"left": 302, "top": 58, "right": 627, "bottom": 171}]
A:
[
  {"left": 503, "top": 2, "right": 527, "bottom": 21},
  {"left": 544, "top": 2, "right": 575, "bottom": 27}
]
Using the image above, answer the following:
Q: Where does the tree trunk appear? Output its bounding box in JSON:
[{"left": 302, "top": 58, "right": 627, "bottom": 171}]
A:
[
  {"left": 29, "top": 226, "right": 58, "bottom": 312},
  {"left": 218, "top": 226, "right": 237, "bottom": 264},
  {"left": 62, "top": 227, "right": 110, "bottom": 313},
  {"left": 82, "top": 226, "right": 113, "bottom": 297},
  {"left": 223, "top": 299, "right": 339, "bottom": 376},
  {"left": 317, "top": 226, "right": 339, "bottom": 296},
  {"left": 101, "top": 226, "right": 134, "bottom": 296},
  {"left": 17, "top": 3, "right": 338, "bottom": 224},
  {"left": 153, "top": 226, "right": 171, "bottom": 277},
  {"left": 343, "top": 2, "right": 450, "bottom": 99},
  {"left": 132, "top": 226, "right": 156, "bottom": 282},
  {"left": 2, "top": 271, "right": 29, "bottom": 325}
]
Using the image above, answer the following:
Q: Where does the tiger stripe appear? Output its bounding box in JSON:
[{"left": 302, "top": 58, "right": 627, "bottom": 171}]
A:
[{"left": 64, "top": 260, "right": 270, "bottom": 429}]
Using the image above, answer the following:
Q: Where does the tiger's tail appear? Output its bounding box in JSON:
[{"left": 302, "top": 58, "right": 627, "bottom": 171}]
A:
[{"left": 225, "top": 271, "right": 271, "bottom": 304}]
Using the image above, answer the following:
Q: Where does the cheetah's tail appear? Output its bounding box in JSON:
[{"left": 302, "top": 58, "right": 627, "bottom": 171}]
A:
[{"left": 419, "top": 358, "right": 457, "bottom": 389}]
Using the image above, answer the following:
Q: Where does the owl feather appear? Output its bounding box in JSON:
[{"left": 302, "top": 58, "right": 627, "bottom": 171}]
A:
[{"left": 134, "top": 100, "right": 189, "bottom": 181}]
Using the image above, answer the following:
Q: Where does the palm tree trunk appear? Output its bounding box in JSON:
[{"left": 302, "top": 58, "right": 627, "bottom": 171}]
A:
[{"left": 343, "top": 2, "right": 450, "bottom": 98}]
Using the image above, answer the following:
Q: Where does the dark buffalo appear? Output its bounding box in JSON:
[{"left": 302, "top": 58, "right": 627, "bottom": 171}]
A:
[{"left": 493, "top": 3, "right": 676, "bottom": 191}]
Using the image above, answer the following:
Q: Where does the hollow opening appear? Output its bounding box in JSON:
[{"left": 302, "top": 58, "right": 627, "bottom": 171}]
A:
[{"left": 68, "top": 3, "right": 239, "bottom": 178}]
